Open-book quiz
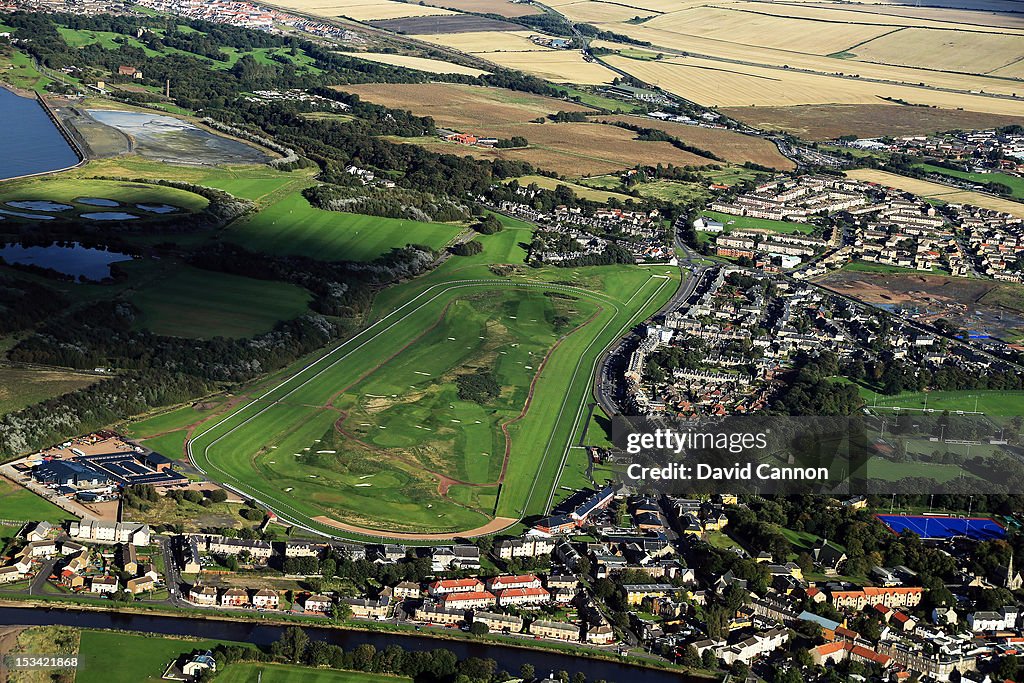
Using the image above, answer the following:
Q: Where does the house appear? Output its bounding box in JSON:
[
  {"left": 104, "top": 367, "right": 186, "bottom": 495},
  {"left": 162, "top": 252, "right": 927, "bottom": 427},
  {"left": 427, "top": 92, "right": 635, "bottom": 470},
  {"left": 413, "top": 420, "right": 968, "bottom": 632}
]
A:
[
  {"left": 283, "top": 541, "right": 322, "bottom": 558},
  {"left": 393, "top": 581, "right": 421, "bottom": 600},
  {"left": 828, "top": 586, "right": 924, "bottom": 610},
  {"left": 624, "top": 584, "right": 679, "bottom": 606},
  {"left": 182, "top": 651, "right": 216, "bottom": 679},
  {"left": 220, "top": 587, "right": 249, "bottom": 607},
  {"left": 60, "top": 569, "right": 84, "bottom": 589},
  {"left": 69, "top": 520, "right": 150, "bottom": 545},
  {"left": 496, "top": 537, "right": 555, "bottom": 559},
  {"left": 495, "top": 587, "right": 549, "bottom": 607},
  {"left": 126, "top": 576, "right": 156, "bottom": 594},
  {"left": 25, "top": 521, "right": 52, "bottom": 542},
  {"left": 28, "top": 540, "right": 57, "bottom": 557},
  {"left": 205, "top": 536, "right": 272, "bottom": 562},
  {"left": 487, "top": 574, "right": 542, "bottom": 592},
  {"left": 91, "top": 576, "right": 119, "bottom": 594},
  {"left": 472, "top": 611, "right": 523, "bottom": 633},
  {"left": 431, "top": 545, "right": 481, "bottom": 571},
  {"left": 530, "top": 620, "right": 579, "bottom": 642},
  {"left": 252, "top": 589, "right": 280, "bottom": 610},
  {"left": 341, "top": 597, "right": 389, "bottom": 619},
  {"left": 440, "top": 591, "right": 496, "bottom": 611},
  {"left": 428, "top": 578, "right": 484, "bottom": 597},
  {"left": 304, "top": 594, "right": 333, "bottom": 614},
  {"left": 118, "top": 543, "right": 138, "bottom": 574},
  {"left": 0, "top": 566, "right": 23, "bottom": 583},
  {"left": 117, "top": 65, "right": 143, "bottom": 79},
  {"left": 180, "top": 536, "right": 201, "bottom": 574},
  {"left": 585, "top": 623, "right": 615, "bottom": 644},
  {"left": 188, "top": 585, "right": 218, "bottom": 606},
  {"left": 414, "top": 604, "right": 464, "bottom": 626}
]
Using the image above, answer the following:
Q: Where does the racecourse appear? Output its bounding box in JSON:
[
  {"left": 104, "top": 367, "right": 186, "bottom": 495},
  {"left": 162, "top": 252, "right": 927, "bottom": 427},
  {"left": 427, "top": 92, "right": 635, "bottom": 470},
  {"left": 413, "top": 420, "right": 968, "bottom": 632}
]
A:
[{"left": 187, "top": 239, "right": 676, "bottom": 540}]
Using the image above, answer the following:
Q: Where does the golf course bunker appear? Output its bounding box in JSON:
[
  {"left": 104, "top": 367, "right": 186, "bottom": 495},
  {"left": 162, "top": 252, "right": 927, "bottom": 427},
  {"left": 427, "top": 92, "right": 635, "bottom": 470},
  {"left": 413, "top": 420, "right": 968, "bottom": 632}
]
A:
[
  {"left": 137, "top": 203, "right": 180, "bottom": 214},
  {"left": 7, "top": 200, "right": 73, "bottom": 212},
  {"left": 81, "top": 212, "right": 139, "bottom": 221},
  {"left": 87, "top": 109, "right": 271, "bottom": 165},
  {"left": 76, "top": 197, "right": 120, "bottom": 207}
]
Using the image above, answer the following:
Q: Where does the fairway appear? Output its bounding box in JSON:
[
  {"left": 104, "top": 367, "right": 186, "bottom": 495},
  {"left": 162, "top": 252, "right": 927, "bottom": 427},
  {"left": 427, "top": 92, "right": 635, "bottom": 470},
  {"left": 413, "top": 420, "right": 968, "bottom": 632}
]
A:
[
  {"left": 188, "top": 235, "right": 677, "bottom": 538},
  {"left": 219, "top": 663, "right": 410, "bottom": 683},
  {"left": 0, "top": 178, "right": 209, "bottom": 218},
  {"left": 227, "top": 192, "right": 464, "bottom": 262},
  {"left": 127, "top": 263, "right": 313, "bottom": 338}
]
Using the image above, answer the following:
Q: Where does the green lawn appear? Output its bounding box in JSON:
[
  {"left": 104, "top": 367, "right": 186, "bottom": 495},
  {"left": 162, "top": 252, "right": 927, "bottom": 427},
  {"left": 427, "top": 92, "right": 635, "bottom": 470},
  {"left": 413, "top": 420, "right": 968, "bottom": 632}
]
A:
[
  {"left": 0, "top": 366, "right": 100, "bottom": 417},
  {"left": 0, "top": 48, "right": 52, "bottom": 92},
  {"left": 703, "top": 210, "right": 815, "bottom": 234},
  {"left": 918, "top": 164, "right": 1024, "bottom": 199},
  {"left": 841, "top": 260, "right": 940, "bottom": 275},
  {"left": 126, "top": 262, "right": 313, "bottom": 338},
  {"left": 0, "top": 476, "right": 68, "bottom": 523},
  {"left": 219, "top": 663, "right": 409, "bottom": 683},
  {"left": 514, "top": 175, "right": 634, "bottom": 203},
  {"left": 227, "top": 192, "right": 465, "bottom": 262},
  {"left": 857, "top": 386, "right": 1024, "bottom": 416},
  {"left": 76, "top": 630, "right": 254, "bottom": 683}
]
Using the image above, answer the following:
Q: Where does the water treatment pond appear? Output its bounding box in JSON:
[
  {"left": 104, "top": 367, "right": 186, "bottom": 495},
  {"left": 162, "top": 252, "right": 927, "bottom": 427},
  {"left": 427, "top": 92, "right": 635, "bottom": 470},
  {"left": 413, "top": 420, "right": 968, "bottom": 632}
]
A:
[{"left": 0, "top": 242, "right": 134, "bottom": 280}]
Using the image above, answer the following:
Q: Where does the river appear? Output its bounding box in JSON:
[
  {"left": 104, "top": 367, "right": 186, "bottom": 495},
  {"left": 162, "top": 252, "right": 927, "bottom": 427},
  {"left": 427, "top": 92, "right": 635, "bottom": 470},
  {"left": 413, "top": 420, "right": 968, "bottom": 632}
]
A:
[
  {"left": 0, "top": 606, "right": 696, "bottom": 682},
  {"left": 0, "top": 88, "right": 80, "bottom": 181}
]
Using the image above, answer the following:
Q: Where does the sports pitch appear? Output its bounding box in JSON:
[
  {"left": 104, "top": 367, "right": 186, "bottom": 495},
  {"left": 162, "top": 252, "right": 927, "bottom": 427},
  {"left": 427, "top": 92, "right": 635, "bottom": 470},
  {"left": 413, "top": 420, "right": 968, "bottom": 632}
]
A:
[
  {"left": 876, "top": 514, "right": 1005, "bottom": 541},
  {"left": 187, "top": 230, "right": 677, "bottom": 539}
]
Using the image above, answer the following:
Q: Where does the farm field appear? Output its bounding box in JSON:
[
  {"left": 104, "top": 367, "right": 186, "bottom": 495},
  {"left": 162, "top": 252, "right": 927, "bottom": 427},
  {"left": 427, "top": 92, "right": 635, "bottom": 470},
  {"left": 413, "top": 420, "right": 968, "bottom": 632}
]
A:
[
  {"left": 703, "top": 210, "right": 815, "bottom": 234},
  {"left": 0, "top": 475, "right": 68, "bottom": 522},
  {"left": 721, "top": 104, "right": 1024, "bottom": 140},
  {"left": 419, "top": 0, "right": 541, "bottom": 16},
  {"left": 339, "top": 83, "right": 593, "bottom": 129},
  {"left": 473, "top": 50, "right": 616, "bottom": 84},
  {"left": 557, "top": 1, "right": 657, "bottom": 22},
  {"left": 848, "top": 27, "right": 1024, "bottom": 74},
  {"left": 226, "top": 192, "right": 465, "bottom": 262},
  {"left": 600, "top": 54, "right": 1024, "bottom": 115},
  {"left": 219, "top": 664, "right": 410, "bottom": 683},
  {"left": 188, "top": 228, "right": 677, "bottom": 539},
  {"left": 374, "top": 15, "right": 516, "bottom": 33},
  {"left": 125, "top": 262, "right": 313, "bottom": 339},
  {"left": 594, "top": 114, "right": 796, "bottom": 169},
  {"left": 410, "top": 29, "right": 550, "bottom": 53},
  {"left": 0, "top": 366, "right": 100, "bottom": 417},
  {"left": 339, "top": 51, "right": 489, "bottom": 75},
  {"left": 845, "top": 169, "right": 1024, "bottom": 218}
]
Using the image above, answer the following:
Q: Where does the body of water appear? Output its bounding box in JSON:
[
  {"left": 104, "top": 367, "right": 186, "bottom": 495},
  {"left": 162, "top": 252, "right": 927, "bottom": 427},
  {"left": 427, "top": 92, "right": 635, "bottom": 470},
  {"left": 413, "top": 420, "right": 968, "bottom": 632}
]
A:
[
  {"left": 0, "top": 607, "right": 693, "bottom": 683},
  {"left": 80, "top": 212, "right": 139, "bottom": 221},
  {"left": 0, "top": 242, "right": 134, "bottom": 280},
  {"left": 0, "top": 88, "right": 80, "bottom": 181}
]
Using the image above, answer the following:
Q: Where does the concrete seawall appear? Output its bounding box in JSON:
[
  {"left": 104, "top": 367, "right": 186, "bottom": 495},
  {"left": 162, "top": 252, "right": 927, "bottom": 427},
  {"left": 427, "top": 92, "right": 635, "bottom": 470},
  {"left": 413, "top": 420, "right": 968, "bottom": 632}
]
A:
[{"left": 35, "top": 92, "right": 86, "bottom": 162}]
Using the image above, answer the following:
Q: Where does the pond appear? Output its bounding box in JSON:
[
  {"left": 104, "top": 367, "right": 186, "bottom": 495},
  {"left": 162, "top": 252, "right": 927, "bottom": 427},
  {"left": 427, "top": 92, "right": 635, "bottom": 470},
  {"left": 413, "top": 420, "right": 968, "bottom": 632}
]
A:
[
  {"left": 87, "top": 109, "right": 271, "bottom": 165},
  {"left": 6, "top": 200, "right": 74, "bottom": 212},
  {"left": 81, "top": 212, "right": 140, "bottom": 221},
  {"left": 76, "top": 197, "right": 121, "bottom": 207},
  {"left": 0, "top": 88, "right": 80, "bottom": 181},
  {"left": 0, "top": 242, "right": 134, "bottom": 280}
]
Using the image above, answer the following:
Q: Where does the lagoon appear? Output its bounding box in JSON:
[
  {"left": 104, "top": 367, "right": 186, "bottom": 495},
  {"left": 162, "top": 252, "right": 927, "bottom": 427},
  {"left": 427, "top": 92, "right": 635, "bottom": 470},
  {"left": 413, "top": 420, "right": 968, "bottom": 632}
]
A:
[{"left": 0, "top": 88, "right": 79, "bottom": 180}]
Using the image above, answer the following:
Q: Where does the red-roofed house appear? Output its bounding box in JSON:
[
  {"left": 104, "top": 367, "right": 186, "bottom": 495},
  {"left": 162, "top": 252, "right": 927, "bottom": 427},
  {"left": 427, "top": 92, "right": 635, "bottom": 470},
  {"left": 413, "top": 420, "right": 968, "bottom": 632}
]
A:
[
  {"left": 495, "top": 587, "right": 549, "bottom": 607},
  {"left": 439, "top": 591, "right": 495, "bottom": 610},
  {"left": 487, "top": 574, "right": 542, "bottom": 592},
  {"left": 428, "top": 578, "right": 485, "bottom": 597}
]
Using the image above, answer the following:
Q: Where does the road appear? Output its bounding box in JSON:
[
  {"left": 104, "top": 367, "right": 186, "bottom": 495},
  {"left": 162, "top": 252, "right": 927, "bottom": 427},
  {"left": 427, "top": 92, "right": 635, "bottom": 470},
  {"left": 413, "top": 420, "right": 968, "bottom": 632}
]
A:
[{"left": 592, "top": 226, "right": 707, "bottom": 419}]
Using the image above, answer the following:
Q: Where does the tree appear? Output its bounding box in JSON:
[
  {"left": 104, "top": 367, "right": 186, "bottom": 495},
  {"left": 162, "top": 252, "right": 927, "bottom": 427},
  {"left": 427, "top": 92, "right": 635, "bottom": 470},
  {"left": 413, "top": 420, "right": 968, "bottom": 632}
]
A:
[
  {"left": 271, "top": 627, "right": 308, "bottom": 664},
  {"left": 468, "top": 621, "right": 489, "bottom": 636},
  {"left": 701, "top": 649, "right": 718, "bottom": 669},
  {"left": 208, "top": 488, "right": 228, "bottom": 503},
  {"left": 520, "top": 663, "right": 536, "bottom": 680}
]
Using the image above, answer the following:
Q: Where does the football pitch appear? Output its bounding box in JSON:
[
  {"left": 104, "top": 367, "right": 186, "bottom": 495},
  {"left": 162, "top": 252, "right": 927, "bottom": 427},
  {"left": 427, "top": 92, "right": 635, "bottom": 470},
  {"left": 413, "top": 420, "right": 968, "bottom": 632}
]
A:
[
  {"left": 187, "top": 237, "right": 677, "bottom": 539},
  {"left": 859, "top": 387, "right": 1024, "bottom": 416}
]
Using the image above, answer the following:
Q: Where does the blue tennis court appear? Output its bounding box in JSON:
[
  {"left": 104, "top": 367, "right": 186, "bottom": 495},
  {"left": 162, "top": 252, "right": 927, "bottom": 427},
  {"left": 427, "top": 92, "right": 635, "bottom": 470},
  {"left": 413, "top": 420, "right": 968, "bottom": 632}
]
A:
[{"left": 876, "top": 514, "right": 1005, "bottom": 541}]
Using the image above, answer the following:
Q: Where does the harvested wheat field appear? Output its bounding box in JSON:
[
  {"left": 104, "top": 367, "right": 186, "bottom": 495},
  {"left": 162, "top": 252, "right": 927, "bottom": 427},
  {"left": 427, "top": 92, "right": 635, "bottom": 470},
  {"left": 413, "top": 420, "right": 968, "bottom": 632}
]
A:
[
  {"left": 278, "top": 0, "right": 456, "bottom": 20},
  {"left": 714, "top": 2, "right": 1024, "bottom": 32},
  {"left": 722, "top": 104, "right": 1024, "bottom": 140},
  {"left": 386, "top": 120, "right": 716, "bottom": 176},
  {"left": 556, "top": 0, "right": 658, "bottom": 23},
  {"left": 476, "top": 50, "right": 616, "bottom": 83},
  {"left": 803, "top": 3, "right": 1024, "bottom": 30},
  {"left": 339, "top": 52, "right": 490, "bottom": 76},
  {"left": 846, "top": 169, "right": 1024, "bottom": 218},
  {"left": 849, "top": 27, "right": 1024, "bottom": 74},
  {"left": 412, "top": 30, "right": 553, "bottom": 52},
  {"left": 602, "top": 54, "right": 1024, "bottom": 115},
  {"left": 420, "top": 0, "right": 541, "bottom": 16},
  {"left": 339, "top": 82, "right": 593, "bottom": 128},
  {"left": 587, "top": 20, "right": 1024, "bottom": 97},
  {"left": 595, "top": 114, "right": 795, "bottom": 169},
  {"left": 641, "top": 6, "right": 895, "bottom": 55}
]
